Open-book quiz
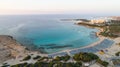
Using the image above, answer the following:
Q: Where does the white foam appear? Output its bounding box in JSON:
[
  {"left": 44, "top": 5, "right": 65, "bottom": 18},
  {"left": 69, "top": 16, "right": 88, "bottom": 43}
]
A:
[
  {"left": 5, "top": 23, "right": 26, "bottom": 35},
  {"left": 8, "top": 23, "right": 25, "bottom": 32}
]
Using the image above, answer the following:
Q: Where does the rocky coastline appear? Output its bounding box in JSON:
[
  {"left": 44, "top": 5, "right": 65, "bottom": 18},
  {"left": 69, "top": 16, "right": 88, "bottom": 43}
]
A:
[{"left": 0, "top": 35, "right": 29, "bottom": 63}]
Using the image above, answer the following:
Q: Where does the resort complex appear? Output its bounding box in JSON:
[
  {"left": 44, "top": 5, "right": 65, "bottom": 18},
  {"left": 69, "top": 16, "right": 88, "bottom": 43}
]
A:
[{"left": 78, "top": 17, "right": 120, "bottom": 25}]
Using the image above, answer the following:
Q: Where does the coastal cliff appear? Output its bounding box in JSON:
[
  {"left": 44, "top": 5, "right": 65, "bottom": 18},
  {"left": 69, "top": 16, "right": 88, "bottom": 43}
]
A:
[{"left": 0, "top": 35, "right": 28, "bottom": 63}]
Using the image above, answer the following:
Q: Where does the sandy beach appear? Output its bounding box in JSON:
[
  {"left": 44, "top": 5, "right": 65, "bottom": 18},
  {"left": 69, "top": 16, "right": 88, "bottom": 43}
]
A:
[{"left": 96, "top": 37, "right": 120, "bottom": 58}]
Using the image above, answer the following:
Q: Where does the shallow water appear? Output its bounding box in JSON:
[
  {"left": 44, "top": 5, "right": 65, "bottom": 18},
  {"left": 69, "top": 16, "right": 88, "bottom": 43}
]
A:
[{"left": 0, "top": 14, "right": 99, "bottom": 53}]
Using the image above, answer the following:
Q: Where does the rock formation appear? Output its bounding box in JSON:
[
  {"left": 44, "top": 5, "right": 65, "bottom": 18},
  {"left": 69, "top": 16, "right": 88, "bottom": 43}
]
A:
[{"left": 0, "top": 35, "right": 28, "bottom": 63}]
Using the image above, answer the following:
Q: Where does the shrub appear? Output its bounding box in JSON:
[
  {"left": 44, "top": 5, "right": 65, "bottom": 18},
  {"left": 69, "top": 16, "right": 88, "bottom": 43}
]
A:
[
  {"left": 97, "top": 59, "right": 109, "bottom": 67},
  {"left": 73, "top": 52, "right": 99, "bottom": 62},
  {"left": 74, "top": 61, "right": 82, "bottom": 67},
  {"left": 23, "top": 55, "right": 31, "bottom": 61},
  {"left": 48, "top": 61, "right": 55, "bottom": 67},
  {"left": 115, "top": 51, "right": 120, "bottom": 56},
  {"left": 52, "top": 56, "right": 61, "bottom": 62},
  {"left": 52, "top": 55, "right": 70, "bottom": 62},
  {"left": 38, "top": 57, "right": 48, "bottom": 61},
  {"left": 64, "top": 62, "right": 74, "bottom": 67},
  {"left": 33, "top": 55, "right": 41, "bottom": 60},
  {"left": 63, "top": 55, "right": 70, "bottom": 61},
  {"left": 11, "top": 63, "right": 28, "bottom": 67}
]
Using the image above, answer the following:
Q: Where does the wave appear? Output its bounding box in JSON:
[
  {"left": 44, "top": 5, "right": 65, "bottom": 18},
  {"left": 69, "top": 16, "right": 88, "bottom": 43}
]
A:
[
  {"left": 9, "top": 23, "right": 25, "bottom": 32},
  {"left": 0, "top": 23, "right": 26, "bottom": 35}
]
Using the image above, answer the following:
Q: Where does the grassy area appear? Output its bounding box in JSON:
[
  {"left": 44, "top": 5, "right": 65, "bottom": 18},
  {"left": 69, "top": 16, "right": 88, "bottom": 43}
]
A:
[
  {"left": 77, "top": 22, "right": 104, "bottom": 28},
  {"left": 100, "top": 25, "right": 120, "bottom": 38},
  {"left": 77, "top": 20, "right": 120, "bottom": 38},
  {"left": 109, "top": 26, "right": 120, "bottom": 33}
]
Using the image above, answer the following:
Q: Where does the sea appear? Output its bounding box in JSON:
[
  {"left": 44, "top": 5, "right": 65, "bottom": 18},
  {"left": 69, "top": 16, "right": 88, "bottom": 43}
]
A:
[{"left": 0, "top": 14, "right": 99, "bottom": 53}]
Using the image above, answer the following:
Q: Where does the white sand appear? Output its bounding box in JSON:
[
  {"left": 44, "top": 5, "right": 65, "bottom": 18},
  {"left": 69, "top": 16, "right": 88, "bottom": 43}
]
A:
[
  {"left": 90, "top": 63, "right": 101, "bottom": 67},
  {"left": 96, "top": 37, "right": 120, "bottom": 60}
]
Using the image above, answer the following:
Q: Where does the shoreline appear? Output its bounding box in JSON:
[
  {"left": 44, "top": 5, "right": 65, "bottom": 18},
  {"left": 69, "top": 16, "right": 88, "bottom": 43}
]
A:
[
  {"left": 48, "top": 24, "right": 119, "bottom": 58},
  {"left": 48, "top": 27, "right": 107, "bottom": 57}
]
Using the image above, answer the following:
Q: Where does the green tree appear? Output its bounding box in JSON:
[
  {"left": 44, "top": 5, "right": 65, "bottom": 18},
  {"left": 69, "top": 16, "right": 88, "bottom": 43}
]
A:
[{"left": 97, "top": 59, "right": 109, "bottom": 67}]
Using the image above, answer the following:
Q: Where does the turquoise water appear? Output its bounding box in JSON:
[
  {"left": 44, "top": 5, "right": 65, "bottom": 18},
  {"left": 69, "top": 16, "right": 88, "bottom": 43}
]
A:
[{"left": 0, "top": 15, "right": 99, "bottom": 53}]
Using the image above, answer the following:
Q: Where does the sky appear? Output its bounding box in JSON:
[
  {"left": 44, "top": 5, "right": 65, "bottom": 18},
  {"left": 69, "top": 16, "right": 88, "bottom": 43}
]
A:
[{"left": 0, "top": 0, "right": 120, "bottom": 15}]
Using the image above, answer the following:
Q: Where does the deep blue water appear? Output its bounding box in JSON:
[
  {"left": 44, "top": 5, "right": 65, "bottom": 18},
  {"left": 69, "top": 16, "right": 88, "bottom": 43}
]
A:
[{"left": 0, "top": 14, "right": 99, "bottom": 53}]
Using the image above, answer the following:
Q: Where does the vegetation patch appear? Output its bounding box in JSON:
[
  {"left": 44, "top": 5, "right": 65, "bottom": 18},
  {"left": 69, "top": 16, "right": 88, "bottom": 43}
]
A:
[
  {"left": 33, "top": 55, "right": 41, "bottom": 60},
  {"left": 10, "top": 52, "right": 109, "bottom": 67},
  {"left": 53, "top": 55, "right": 70, "bottom": 62},
  {"left": 22, "top": 55, "right": 31, "bottom": 61},
  {"left": 73, "top": 52, "right": 99, "bottom": 62},
  {"left": 38, "top": 57, "right": 49, "bottom": 61},
  {"left": 96, "top": 59, "right": 109, "bottom": 67},
  {"left": 115, "top": 51, "right": 120, "bottom": 56}
]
